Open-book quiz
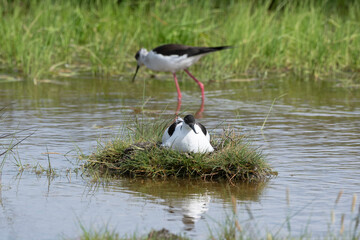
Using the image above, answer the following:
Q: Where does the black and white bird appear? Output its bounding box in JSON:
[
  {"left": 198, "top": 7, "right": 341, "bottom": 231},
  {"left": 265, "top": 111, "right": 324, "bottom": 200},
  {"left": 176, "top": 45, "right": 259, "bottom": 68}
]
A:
[
  {"left": 161, "top": 115, "right": 214, "bottom": 153},
  {"left": 132, "top": 44, "right": 231, "bottom": 101}
]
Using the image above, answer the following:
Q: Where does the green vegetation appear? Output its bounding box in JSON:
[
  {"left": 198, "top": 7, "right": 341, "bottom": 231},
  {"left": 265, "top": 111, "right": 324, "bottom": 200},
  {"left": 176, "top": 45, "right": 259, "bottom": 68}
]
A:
[
  {"left": 1, "top": 0, "right": 360, "bottom": 82},
  {"left": 76, "top": 226, "right": 189, "bottom": 240},
  {"left": 84, "top": 118, "right": 276, "bottom": 182}
]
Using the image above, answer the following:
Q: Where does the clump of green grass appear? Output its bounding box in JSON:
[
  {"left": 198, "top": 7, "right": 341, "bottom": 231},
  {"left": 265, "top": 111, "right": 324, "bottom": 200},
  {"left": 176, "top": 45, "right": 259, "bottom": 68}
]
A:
[
  {"left": 75, "top": 226, "right": 189, "bottom": 240},
  {"left": 84, "top": 119, "right": 276, "bottom": 183},
  {"left": 76, "top": 224, "right": 121, "bottom": 240}
]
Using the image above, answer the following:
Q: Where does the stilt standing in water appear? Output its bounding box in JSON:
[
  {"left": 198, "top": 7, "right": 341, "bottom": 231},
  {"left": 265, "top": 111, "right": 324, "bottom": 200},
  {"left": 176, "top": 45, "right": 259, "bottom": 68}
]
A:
[{"left": 132, "top": 44, "right": 231, "bottom": 101}]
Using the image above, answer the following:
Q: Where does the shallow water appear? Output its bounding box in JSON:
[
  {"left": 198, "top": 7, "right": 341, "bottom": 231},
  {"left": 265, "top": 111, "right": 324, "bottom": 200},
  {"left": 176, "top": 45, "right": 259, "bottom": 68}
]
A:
[{"left": 0, "top": 75, "right": 359, "bottom": 239}]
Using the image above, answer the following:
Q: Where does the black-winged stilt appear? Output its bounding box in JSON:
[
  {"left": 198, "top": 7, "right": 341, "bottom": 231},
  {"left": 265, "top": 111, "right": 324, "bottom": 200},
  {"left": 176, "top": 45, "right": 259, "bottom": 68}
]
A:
[
  {"left": 132, "top": 44, "right": 231, "bottom": 101},
  {"left": 161, "top": 114, "right": 214, "bottom": 153}
]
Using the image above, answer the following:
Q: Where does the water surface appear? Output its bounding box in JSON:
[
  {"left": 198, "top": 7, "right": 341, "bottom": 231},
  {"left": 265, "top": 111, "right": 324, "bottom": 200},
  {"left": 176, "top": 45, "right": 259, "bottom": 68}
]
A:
[{"left": 0, "top": 75, "right": 359, "bottom": 239}]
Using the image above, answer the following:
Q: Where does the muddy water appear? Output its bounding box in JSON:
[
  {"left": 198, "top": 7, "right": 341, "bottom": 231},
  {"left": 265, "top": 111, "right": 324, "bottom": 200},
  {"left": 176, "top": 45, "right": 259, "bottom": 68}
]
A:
[{"left": 0, "top": 76, "right": 359, "bottom": 239}]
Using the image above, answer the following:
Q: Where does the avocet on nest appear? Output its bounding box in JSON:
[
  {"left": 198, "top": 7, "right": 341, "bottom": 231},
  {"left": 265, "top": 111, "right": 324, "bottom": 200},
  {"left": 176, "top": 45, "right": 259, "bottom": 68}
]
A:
[{"left": 161, "top": 115, "right": 214, "bottom": 153}]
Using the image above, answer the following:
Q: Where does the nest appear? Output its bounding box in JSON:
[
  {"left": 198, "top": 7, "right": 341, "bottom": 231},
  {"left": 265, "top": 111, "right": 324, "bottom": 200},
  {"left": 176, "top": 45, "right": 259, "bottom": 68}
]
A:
[{"left": 85, "top": 129, "right": 277, "bottom": 183}]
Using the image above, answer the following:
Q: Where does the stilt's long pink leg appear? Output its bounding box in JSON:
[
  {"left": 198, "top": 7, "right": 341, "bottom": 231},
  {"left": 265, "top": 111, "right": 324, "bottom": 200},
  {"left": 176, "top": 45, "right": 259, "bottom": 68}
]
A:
[
  {"left": 173, "top": 72, "right": 182, "bottom": 101},
  {"left": 175, "top": 99, "right": 182, "bottom": 115},
  {"left": 184, "top": 69, "right": 205, "bottom": 99},
  {"left": 195, "top": 97, "right": 204, "bottom": 119}
]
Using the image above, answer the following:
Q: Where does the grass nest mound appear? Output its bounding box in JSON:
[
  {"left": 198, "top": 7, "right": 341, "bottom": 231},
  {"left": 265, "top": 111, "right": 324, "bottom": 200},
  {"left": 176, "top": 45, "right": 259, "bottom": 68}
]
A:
[{"left": 85, "top": 120, "right": 277, "bottom": 183}]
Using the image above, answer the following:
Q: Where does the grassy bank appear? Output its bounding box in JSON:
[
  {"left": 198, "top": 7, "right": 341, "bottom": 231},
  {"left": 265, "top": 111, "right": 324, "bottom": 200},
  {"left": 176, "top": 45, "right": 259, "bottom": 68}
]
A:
[
  {"left": 84, "top": 118, "right": 276, "bottom": 182},
  {"left": 1, "top": 0, "right": 360, "bottom": 82}
]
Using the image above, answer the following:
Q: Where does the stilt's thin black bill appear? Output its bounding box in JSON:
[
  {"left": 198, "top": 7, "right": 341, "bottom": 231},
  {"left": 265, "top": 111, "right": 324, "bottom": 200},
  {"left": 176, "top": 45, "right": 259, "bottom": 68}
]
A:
[{"left": 132, "top": 65, "right": 140, "bottom": 82}]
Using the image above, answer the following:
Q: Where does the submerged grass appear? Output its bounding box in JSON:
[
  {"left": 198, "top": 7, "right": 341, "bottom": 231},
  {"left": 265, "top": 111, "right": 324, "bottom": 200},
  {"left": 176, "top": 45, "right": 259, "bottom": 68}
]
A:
[
  {"left": 84, "top": 118, "right": 276, "bottom": 183},
  {"left": 0, "top": 106, "right": 34, "bottom": 171},
  {"left": 1, "top": 0, "right": 360, "bottom": 82}
]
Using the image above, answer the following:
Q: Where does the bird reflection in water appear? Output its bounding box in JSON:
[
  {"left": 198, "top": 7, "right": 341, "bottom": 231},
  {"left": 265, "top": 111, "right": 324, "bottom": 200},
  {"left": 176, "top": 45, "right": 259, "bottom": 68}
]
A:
[{"left": 166, "top": 193, "right": 211, "bottom": 231}]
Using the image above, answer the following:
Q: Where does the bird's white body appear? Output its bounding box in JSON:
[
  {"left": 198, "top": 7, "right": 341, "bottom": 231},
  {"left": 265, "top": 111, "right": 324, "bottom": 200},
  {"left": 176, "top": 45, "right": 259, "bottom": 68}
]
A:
[
  {"left": 161, "top": 120, "right": 214, "bottom": 153},
  {"left": 138, "top": 49, "right": 203, "bottom": 72}
]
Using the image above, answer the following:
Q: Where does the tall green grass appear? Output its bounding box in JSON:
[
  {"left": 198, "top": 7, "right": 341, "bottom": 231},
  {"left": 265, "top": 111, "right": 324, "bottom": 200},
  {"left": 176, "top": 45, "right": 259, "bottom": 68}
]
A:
[{"left": 1, "top": 0, "right": 360, "bottom": 82}]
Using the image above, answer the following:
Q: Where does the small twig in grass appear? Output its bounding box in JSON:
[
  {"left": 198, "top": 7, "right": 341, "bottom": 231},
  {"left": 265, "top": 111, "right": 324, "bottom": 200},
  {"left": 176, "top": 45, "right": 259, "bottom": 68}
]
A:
[
  {"left": 229, "top": 168, "right": 242, "bottom": 185},
  {"left": 46, "top": 146, "right": 52, "bottom": 175},
  {"left": 352, "top": 194, "right": 357, "bottom": 213},
  {"left": 335, "top": 190, "right": 343, "bottom": 206},
  {"left": 353, "top": 205, "right": 360, "bottom": 238},
  {"left": 141, "top": 96, "right": 151, "bottom": 110},
  {"left": 340, "top": 214, "right": 345, "bottom": 235},
  {"left": 261, "top": 93, "right": 287, "bottom": 131}
]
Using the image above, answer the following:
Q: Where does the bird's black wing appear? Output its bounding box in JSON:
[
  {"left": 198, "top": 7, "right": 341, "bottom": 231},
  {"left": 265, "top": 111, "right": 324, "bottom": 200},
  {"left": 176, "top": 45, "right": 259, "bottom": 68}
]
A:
[
  {"left": 197, "top": 123, "right": 208, "bottom": 136},
  {"left": 152, "top": 44, "right": 231, "bottom": 57},
  {"left": 167, "top": 122, "right": 177, "bottom": 136}
]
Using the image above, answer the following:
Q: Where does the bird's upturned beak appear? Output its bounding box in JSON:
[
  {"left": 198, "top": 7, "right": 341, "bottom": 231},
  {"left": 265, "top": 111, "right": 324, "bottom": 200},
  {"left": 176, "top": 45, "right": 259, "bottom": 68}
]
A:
[
  {"left": 132, "top": 65, "right": 140, "bottom": 82},
  {"left": 189, "top": 123, "right": 198, "bottom": 134}
]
